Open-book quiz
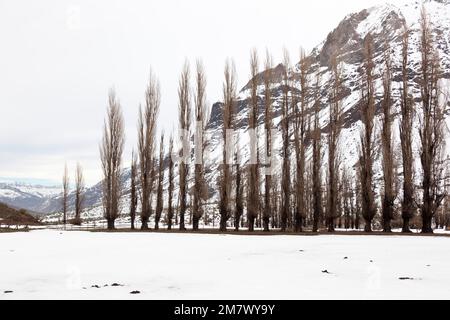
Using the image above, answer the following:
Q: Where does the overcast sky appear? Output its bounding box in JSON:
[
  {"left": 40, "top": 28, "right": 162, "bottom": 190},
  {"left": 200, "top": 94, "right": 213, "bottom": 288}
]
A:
[{"left": 0, "top": 0, "right": 407, "bottom": 186}]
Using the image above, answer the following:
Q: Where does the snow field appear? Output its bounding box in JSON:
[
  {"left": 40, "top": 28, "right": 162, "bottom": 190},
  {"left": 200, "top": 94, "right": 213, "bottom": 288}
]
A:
[{"left": 1, "top": 230, "right": 450, "bottom": 300}]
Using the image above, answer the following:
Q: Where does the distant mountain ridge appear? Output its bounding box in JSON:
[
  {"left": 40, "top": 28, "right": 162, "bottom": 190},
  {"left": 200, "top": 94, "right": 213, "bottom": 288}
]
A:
[{"left": 0, "top": 183, "right": 60, "bottom": 214}]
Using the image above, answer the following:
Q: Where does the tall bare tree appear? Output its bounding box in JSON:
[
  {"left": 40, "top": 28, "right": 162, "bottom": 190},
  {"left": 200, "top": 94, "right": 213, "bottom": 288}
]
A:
[
  {"left": 399, "top": 25, "right": 415, "bottom": 233},
  {"left": 167, "top": 135, "right": 175, "bottom": 230},
  {"left": 62, "top": 163, "right": 69, "bottom": 227},
  {"left": 418, "top": 7, "right": 446, "bottom": 234},
  {"left": 349, "top": 178, "right": 357, "bottom": 229},
  {"left": 280, "top": 49, "right": 292, "bottom": 232},
  {"left": 381, "top": 46, "right": 396, "bottom": 233},
  {"left": 100, "top": 89, "right": 125, "bottom": 230},
  {"left": 219, "top": 59, "right": 236, "bottom": 232},
  {"left": 247, "top": 49, "right": 260, "bottom": 232},
  {"left": 355, "top": 169, "right": 362, "bottom": 230},
  {"left": 74, "top": 162, "right": 84, "bottom": 225},
  {"left": 178, "top": 60, "right": 191, "bottom": 231},
  {"left": 341, "top": 166, "right": 352, "bottom": 229},
  {"left": 443, "top": 164, "right": 450, "bottom": 230},
  {"left": 293, "top": 49, "right": 309, "bottom": 233},
  {"left": 305, "top": 161, "right": 313, "bottom": 228},
  {"left": 130, "top": 151, "right": 138, "bottom": 230},
  {"left": 234, "top": 148, "right": 244, "bottom": 231},
  {"left": 312, "top": 75, "right": 323, "bottom": 233},
  {"left": 272, "top": 178, "right": 280, "bottom": 228},
  {"left": 138, "top": 72, "right": 160, "bottom": 230},
  {"left": 359, "top": 34, "right": 377, "bottom": 233},
  {"left": 155, "top": 133, "right": 165, "bottom": 230},
  {"left": 193, "top": 60, "right": 208, "bottom": 231},
  {"left": 326, "top": 56, "right": 343, "bottom": 232},
  {"left": 263, "top": 50, "right": 273, "bottom": 232}
]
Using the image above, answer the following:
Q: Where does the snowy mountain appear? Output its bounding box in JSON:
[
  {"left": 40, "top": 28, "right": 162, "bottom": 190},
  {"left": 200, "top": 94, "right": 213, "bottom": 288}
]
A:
[
  {"left": 0, "top": 182, "right": 60, "bottom": 214},
  {"left": 7, "top": 0, "right": 450, "bottom": 222}
]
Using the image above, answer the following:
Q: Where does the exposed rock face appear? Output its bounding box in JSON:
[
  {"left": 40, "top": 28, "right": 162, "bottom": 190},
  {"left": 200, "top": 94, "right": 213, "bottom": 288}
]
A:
[{"left": 319, "top": 9, "right": 372, "bottom": 67}]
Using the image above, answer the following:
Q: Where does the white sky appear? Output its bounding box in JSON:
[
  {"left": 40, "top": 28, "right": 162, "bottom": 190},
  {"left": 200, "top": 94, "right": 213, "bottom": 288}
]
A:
[{"left": 0, "top": 0, "right": 406, "bottom": 185}]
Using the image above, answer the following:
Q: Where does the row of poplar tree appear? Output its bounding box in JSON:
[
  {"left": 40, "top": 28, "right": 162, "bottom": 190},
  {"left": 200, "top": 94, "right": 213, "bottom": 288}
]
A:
[{"left": 67, "top": 7, "right": 448, "bottom": 234}]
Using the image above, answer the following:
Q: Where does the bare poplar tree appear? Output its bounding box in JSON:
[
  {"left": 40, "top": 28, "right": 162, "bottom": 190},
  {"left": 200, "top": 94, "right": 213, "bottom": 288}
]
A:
[
  {"left": 130, "top": 151, "right": 138, "bottom": 230},
  {"left": 443, "top": 164, "right": 450, "bottom": 230},
  {"left": 167, "top": 135, "right": 174, "bottom": 230},
  {"left": 359, "top": 34, "right": 377, "bottom": 233},
  {"left": 312, "top": 75, "right": 323, "bottom": 233},
  {"left": 219, "top": 59, "right": 236, "bottom": 232},
  {"left": 100, "top": 89, "right": 125, "bottom": 230},
  {"left": 74, "top": 162, "right": 84, "bottom": 225},
  {"left": 263, "top": 50, "right": 273, "bottom": 232},
  {"left": 193, "top": 60, "right": 208, "bottom": 231},
  {"left": 62, "top": 163, "right": 69, "bottom": 227},
  {"left": 355, "top": 169, "right": 362, "bottom": 230},
  {"left": 418, "top": 7, "right": 446, "bottom": 234},
  {"left": 349, "top": 179, "right": 356, "bottom": 229},
  {"left": 399, "top": 25, "right": 415, "bottom": 233},
  {"left": 381, "top": 45, "right": 396, "bottom": 233},
  {"left": 280, "top": 48, "right": 292, "bottom": 232},
  {"left": 138, "top": 72, "right": 160, "bottom": 230},
  {"left": 248, "top": 49, "right": 260, "bottom": 232},
  {"left": 326, "top": 56, "right": 343, "bottom": 232},
  {"left": 293, "top": 49, "right": 309, "bottom": 233},
  {"left": 272, "top": 178, "right": 280, "bottom": 229},
  {"left": 178, "top": 60, "right": 191, "bottom": 231},
  {"left": 305, "top": 161, "right": 313, "bottom": 228},
  {"left": 155, "top": 133, "right": 165, "bottom": 230},
  {"left": 234, "top": 149, "right": 244, "bottom": 231},
  {"left": 341, "top": 166, "right": 352, "bottom": 229}
]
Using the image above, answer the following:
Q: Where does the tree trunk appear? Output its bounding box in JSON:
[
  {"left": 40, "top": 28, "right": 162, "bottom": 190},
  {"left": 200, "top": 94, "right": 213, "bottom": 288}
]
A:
[
  {"left": 193, "top": 217, "right": 200, "bottom": 231},
  {"left": 235, "top": 216, "right": 240, "bottom": 232},
  {"left": 364, "top": 220, "right": 372, "bottom": 233},
  {"left": 263, "top": 215, "right": 270, "bottom": 232},
  {"left": 107, "top": 219, "right": 115, "bottom": 230},
  {"left": 382, "top": 219, "right": 392, "bottom": 233},
  {"left": 219, "top": 219, "right": 227, "bottom": 232},
  {"left": 421, "top": 215, "right": 434, "bottom": 234},
  {"left": 131, "top": 217, "right": 135, "bottom": 230},
  {"left": 248, "top": 217, "right": 255, "bottom": 232},
  {"left": 401, "top": 217, "right": 411, "bottom": 233},
  {"left": 179, "top": 195, "right": 187, "bottom": 231},
  {"left": 141, "top": 218, "right": 149, "bottom": 230},
  {"left": 294, "top": 214, "right": 303, "bottom": 233},
  {"left": 328, "top": 218, "right": 335, "bottom": 233},
  {"left": 312, "top": 219, "right": 319, "bottom": 233},
  {"left": 280, "top": 210, "right": 288, "bottom": 232}
]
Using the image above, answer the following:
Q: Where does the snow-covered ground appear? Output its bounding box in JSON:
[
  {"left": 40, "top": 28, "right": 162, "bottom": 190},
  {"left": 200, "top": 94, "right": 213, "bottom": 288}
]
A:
[{"left": 1, "top": 230, "right": 450, "bottom": 300}]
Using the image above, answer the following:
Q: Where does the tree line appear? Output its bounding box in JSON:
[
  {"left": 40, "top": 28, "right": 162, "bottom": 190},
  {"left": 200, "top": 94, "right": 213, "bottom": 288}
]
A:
[
  {"left": 61, "top": 162, "right": 85, "bottom": 227},
  {"left": 68, "top": 7, "right": 448, "bottom": 234}
]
